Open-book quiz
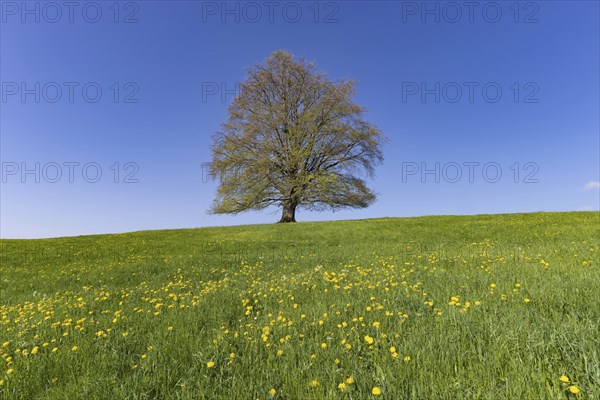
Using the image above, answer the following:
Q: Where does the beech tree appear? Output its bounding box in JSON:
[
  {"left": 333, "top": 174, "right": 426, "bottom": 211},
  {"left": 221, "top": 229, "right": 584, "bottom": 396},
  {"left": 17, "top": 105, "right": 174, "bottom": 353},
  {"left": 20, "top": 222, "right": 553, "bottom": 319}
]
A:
[{"left": 209, "top": 51, "right": 385, "bottom": 223}]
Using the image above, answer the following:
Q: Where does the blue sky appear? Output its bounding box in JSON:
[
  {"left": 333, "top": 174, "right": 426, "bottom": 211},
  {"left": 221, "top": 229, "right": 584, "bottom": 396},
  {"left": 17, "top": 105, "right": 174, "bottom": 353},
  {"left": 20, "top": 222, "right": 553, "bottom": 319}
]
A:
[{"left": 1, "top": 0, "right": 599, "bottom": 238}]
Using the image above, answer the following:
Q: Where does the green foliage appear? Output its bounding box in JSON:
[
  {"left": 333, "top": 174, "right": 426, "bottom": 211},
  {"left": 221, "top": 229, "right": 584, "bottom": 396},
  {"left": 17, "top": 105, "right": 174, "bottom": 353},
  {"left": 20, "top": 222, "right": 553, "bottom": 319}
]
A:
[
  {"left": 0, "top": 211, "right": 599, "bottom": 399},
  {"left": 210, "top": 51, "right": 385, "bottom": 222}
]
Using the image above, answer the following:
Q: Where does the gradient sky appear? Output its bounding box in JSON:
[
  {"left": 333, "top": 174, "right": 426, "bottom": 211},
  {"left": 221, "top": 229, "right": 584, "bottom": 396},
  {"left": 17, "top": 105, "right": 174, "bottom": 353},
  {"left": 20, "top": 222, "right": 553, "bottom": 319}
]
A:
[{"left": 1, "top": 0, "right": 599, "bottom": 238}]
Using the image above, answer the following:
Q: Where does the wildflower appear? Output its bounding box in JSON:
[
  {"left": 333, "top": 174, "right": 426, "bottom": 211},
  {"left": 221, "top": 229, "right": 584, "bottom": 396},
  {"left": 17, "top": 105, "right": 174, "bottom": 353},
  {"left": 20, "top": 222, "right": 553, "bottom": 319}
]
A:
[
  {"left": 338, "top": 382, "right": 347, "bottom": 392},
  {"left": 277, "top": 349, "right": 284, "bottom": 356},
  {"left": 0, "top": 380, "right": 3, "bottom": 385},
  {"left": 373, "top": 321, "right": 380, "bottom": 329},
  {"left": 310, "top": 379, "right": 320, "bottom": 388},
  {"left": 568, "top": 386, "right": 580, "bottom": 394},
  {"left": 51, "top": 347, "right": 58, "bottom": 353},
  {"left": 389, "top": 346, "right": 396, "bottom": 353},
  {"left": 71, "top": 346, "right": 78, "bottom": 352},
  {"left": 346, "top": 376, "right": 354, "bottom": 384},
  {"left": 207, "top": 361, "right": 215, "bottom": 368},
  {"left": 7, "top": 369, "right": 13, "bottom": 375},
  {"left": 31, "top": 346, "right": 39, "bottom": 355},
  {"left": 364, "top": 335, "right": 374, "bottom": 344},
  {"left": 167, "top": 326, "right": 173, "bottom": 331},
  {"left": 404, "top": 355, "right": 411, "bottom": 362},
  {"left": 268, "top": 388, "right": 277, "bottom": 396},
  {"left": 559, "top": 375, "right": 570, "bottom": 383},
  {"left": 524, "top": 298, "right": 531, "bottom": 303},
  {"left": 372, "top": 386, "right": 382, "bottom": 396}
]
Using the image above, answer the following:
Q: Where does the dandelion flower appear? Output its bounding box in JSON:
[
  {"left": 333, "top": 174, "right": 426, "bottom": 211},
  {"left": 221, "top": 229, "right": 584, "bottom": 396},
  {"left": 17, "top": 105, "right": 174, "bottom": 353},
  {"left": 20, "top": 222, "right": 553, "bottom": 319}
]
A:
[
  {"left": 364, "top": 335, "right": 374, "bottom": 344},
  {"left": 268, "top": 388, "right": 277, "bottom": 397},
  {"left": 372, "top": 386, "right": 382, "bottom": 396},
  {"left": 338, "top": 382, "right": 347, "bottom": 392},
  {"left": 568, "top": 386, "right": 580, "bottom": 394},
  {"left": 404, "top": 355, "right": 411, "bottom": 362},
  {"left": 310, "top": 379, "right": 320, "bottom": 388},
  {"left": 346, "top": 376, "right": 354, "bottom": 384},
  {"left": 71, "top": 346, "right": 78, "bottom": 352},
  {"left": 207, "top": 361, "right": 215, "bottom": 368},
  {"left": 559, "top": 375, "right": 570, "bottom": 383}
]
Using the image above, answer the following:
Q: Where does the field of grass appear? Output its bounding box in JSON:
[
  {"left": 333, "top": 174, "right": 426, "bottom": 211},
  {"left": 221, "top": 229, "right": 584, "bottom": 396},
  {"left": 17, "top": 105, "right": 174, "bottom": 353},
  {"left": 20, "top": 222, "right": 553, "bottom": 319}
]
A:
[{"left": 0, "top": 212, "right": 599, "bottom": 399}]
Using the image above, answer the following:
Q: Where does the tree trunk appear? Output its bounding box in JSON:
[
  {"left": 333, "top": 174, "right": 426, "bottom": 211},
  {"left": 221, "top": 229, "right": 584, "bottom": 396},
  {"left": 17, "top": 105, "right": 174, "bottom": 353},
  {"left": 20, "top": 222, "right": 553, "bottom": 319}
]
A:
[{"left": 279, "top": 201, "right": 297, "bottom": 223}]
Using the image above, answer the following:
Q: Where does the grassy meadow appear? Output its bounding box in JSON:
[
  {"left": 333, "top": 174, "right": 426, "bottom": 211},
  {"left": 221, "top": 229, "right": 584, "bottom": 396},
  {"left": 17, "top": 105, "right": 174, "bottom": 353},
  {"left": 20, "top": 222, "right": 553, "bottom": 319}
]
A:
[{"left": 0, "top": 212, "right": 599, "bottom": 399}]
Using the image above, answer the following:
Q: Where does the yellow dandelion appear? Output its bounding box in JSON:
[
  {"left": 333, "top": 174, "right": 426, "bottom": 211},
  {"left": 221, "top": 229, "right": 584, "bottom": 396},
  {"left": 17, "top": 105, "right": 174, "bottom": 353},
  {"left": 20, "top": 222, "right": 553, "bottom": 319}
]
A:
[
  {"left": 404, "top": 355, "right": 411, "bottom": 362},
  {"left": 372, "top": 386, "right": 382, "bottom": 396},
  {"left": 167, "top": 326, "right": 173, "bottom": 331},
  {"left": 71, "top": 346, "right": 78, "bottom": 352},
  {"left": 559, "top": 375, "right": 570, "bottom": 383},
  {"left": 568, "top": 386, "right": 580, "bottom": 394},
  {"left": 31, "top": 346, "right": 39, "bottom": 355},
  {"left": 364, "top": 335, "right": 374, "bottom": 344},
  {"left": 207, "top": 361, "right": 215, "bottom": 368},
  {"left": 373, "top": 321, "right": 380, "bottom": 329},
  {"left": 310, "top": 379, "right": 320, "bottom": 388},
  {"left": 338, "top": 382, "right": 347, "bottom": 392},
  {"left": 321, "top": 343, "right": 327, "bottom": 349},
  {"left": 346, "top": 376, "right": 354, "bottom": 384},
  {"left": 7, "top": 368, "right": 14, "bottom": 375},
  {"left": 268, "top": 388, "right": 277, "bottom": 396}
]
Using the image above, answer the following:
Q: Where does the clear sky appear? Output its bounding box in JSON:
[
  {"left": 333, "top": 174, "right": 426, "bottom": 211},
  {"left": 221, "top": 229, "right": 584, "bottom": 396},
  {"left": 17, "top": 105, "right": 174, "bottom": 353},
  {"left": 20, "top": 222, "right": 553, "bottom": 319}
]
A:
[{"left": 1, "top": 0, "right": 599, "bottom": 238}]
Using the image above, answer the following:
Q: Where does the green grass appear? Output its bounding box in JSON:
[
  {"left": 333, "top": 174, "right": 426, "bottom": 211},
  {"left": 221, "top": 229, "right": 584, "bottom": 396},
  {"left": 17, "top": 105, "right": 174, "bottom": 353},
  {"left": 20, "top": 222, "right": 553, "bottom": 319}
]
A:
[{"left": 1, "top": 211, "right": 599, "bottom": 399}]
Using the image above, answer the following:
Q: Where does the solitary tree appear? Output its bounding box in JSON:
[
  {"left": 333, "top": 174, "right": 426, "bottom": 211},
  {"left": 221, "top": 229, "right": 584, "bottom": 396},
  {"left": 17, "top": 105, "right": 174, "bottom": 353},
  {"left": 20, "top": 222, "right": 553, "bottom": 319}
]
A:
[{"left": 209, "top": 51, "right": 385, "bottom": 223}]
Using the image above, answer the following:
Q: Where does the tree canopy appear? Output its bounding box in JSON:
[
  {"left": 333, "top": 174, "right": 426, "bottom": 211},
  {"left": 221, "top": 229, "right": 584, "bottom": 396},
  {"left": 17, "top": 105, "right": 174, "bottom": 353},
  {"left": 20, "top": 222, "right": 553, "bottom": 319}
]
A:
[{"left": 209, "top": 50, "right": 385, "bottom": 222}]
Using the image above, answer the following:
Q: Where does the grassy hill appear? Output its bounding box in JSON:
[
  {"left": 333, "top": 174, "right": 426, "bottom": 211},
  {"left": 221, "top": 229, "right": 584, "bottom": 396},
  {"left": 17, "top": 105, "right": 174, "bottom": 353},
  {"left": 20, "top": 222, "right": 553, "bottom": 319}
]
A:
[{"left": 1, "top": 212, "right": 599, "bottom": 399}]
